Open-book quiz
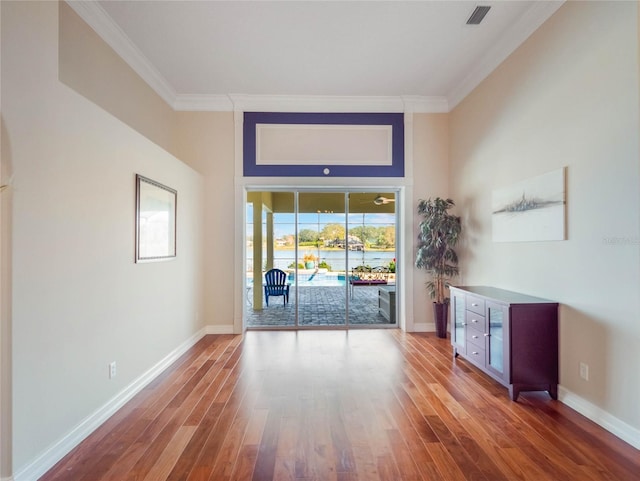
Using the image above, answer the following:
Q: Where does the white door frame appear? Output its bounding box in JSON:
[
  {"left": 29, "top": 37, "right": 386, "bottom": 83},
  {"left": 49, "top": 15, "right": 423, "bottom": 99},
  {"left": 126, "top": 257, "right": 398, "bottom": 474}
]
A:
[{"left": 232, "top": 110, "right": 416, "bottom": 334}]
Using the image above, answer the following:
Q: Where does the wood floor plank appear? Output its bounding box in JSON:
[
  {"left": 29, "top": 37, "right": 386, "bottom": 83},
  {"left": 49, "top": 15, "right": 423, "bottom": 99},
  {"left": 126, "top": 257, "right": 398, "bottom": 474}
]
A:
[
  {"left": 455, "top": 412, "right": 534, "bottom": 480},
  {"left": 208, "top": 386, "right": 261, "bottom": 481},
  {"left": 142, "top": 426, "right": 197, "bottom": 481},
  {"left": 252, "top": 399, "right": 283, "bottom": 481},
  {"left": 230, "top": 444, "right": 259, "bottom": 481},
  {"left": 410, "top": 379, "right": 509, "bottom": 481},
  {"left": 306, "top": 395, "right": 338, "bottom": 481},
  {"left": 184, "top": 338, "right": 245, "bottom": 426},
  {"left": 384, "top": 429, "right": 423, "bottom": 481},
  {"left": 384, "top": 389, "right": 443, "bottom": 479},
  {"left": 186, "top": 363, "right": 253, "bottom": 481},
  {"left": 39, "top": 331, "right": 640, "bottom": 481},
  {"left": 393, "top": 383, "right": 439, "bottom": 443},
  {"left": 272, "top": 457, "right": 296, "bottom": 481},
  {"left": 272, "top": 413, "right": 299, "bottom": 480},
  {"left": 328, "top": 393, "right": 357, "bottom": 474},
  {"left": 243, "top": 408, "right": 270, "bottom": 446},
  {"left": 165, "top": 402, "right": 225, "bottom": 481},
  {"left": 496, "top": 446, "right": 552, "bottom": 481},
  {"left": 425, "top": 442, "right": 469, "bottom": 481},
  {"left": 377, "top": 453, "right": 402, "bottom": 481}
]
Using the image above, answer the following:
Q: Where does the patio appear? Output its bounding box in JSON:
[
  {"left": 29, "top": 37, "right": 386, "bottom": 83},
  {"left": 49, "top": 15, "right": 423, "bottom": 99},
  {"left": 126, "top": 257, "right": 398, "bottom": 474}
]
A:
[{"left": 246, "top": 285, "right": 395, "bottom": 327}]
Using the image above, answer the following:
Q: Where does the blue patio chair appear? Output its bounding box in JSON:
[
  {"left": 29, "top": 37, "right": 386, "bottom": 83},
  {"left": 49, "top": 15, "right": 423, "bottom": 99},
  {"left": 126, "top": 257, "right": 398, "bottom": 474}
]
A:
[{"left": 264, "top": 268, "right": 290, "bottom": 306}]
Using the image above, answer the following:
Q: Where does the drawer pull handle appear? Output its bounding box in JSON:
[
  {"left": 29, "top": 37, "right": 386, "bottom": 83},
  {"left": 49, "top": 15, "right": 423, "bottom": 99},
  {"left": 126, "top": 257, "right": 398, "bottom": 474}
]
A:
[
  {"left": 484, "top": 333, "right": 490, "bottom": 337},
  {"left": 472, "top": 351, "right": 479, "bottom": 355},
  {"left": 472, "top": 335, "right": 478, "bottom": 339},
  {"left": 472, "top": 319, "right": 478, "bottom": 323},
  {"left": 472, "top": 303, "right": 479, "bottom": 307}
]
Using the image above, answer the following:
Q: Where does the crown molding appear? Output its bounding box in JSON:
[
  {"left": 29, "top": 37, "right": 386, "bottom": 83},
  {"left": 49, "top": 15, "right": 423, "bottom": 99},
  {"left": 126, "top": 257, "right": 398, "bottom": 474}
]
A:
[
  {"left": 401, "top": 96, "right": 449, "bottom": 114},
  {"left": 65, "top": 0, "right": 177, "bottom": 107},
  {"left": 173, "top": 94, "right": 448, "bottom": 113},
  {"left": 173, "top": 94, "right": 235, "bottom": 111},
  {"left": 228, "top": 94, "right": 404, "bottom": 113},
  {"left": 447, "top": 0, "right": 565, "bottom": 109}
]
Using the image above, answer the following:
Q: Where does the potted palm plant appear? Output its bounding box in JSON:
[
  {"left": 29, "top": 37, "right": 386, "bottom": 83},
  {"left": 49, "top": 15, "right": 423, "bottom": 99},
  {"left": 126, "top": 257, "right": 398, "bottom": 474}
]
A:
[
  {"left": 415, "top": 198, "right": 461, "bottom": 338},
  {"left": 303, "top": 252, "right": 317, "bottom": 269}
]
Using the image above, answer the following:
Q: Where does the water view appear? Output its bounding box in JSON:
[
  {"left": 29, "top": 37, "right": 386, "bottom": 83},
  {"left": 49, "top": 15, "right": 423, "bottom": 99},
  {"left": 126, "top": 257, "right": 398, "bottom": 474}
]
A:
[{"left": 248, "top": 249, "right": 395, "bottom": 273}]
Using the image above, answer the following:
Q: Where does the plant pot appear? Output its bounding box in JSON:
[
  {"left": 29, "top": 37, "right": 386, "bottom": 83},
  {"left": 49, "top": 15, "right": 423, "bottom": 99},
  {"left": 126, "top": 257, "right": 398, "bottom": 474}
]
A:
[
  {"left": 305, "top": 261, "right": 315, "bottom": 269},
  {"left": 433, "top": 302, "right": 448, "bottom": 339}
]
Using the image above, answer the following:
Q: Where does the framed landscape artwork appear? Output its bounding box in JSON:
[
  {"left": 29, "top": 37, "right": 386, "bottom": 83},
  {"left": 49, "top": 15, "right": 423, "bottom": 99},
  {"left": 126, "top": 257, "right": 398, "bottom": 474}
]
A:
[
  {"left": 492, "top": 168, "right": 566, "bottom": 242},
  {"left": 135, "top": 174, "right": 177, "bottom": 262}
]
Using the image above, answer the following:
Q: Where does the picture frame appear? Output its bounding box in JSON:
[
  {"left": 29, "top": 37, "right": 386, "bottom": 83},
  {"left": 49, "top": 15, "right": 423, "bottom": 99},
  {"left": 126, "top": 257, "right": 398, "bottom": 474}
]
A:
[
  {"left": 491, "top": 167, "right": 566, "bottom": 242},
  {"left": 135, "top": 174, "right": 177, "bottom": 262}
]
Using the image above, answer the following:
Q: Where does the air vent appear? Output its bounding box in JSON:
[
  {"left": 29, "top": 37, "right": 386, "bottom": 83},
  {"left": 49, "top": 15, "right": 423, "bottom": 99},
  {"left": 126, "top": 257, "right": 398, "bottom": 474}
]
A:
[{"left": 466, "top": 5, "right": 491, "bottom": 25}]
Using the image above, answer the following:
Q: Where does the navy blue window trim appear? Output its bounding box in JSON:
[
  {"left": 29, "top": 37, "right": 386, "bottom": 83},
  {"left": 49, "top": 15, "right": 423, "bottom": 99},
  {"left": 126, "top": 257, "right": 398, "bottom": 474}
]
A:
[{"left": 243, "top": 112, "right": 404, "bottom": 177}]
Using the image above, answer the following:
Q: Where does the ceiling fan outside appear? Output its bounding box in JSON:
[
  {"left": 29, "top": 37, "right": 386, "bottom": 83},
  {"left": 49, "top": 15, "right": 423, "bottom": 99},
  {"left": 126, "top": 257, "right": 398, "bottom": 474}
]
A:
[{"left": 373, "top": 195, "right": 395, "bottom": 206}]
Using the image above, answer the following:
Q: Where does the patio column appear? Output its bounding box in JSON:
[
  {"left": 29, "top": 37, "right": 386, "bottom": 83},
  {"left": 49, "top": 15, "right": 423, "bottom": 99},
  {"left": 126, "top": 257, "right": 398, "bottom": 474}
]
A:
[
  {"left": 249, "top": 194, "right": 264, "bottom": 309},
  {"left": 266, "top": 212, "right": 274, "bottom": 271}
]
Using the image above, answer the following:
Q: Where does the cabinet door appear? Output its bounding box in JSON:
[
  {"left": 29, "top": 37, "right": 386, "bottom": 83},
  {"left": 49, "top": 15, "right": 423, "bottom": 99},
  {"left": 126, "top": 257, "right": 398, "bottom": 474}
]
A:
[
  {"left": 486, "top": 301, "right": 509, "bottom": 382},
  {"left": 450, "top": 291, "right": 466, "bottom": 354}
]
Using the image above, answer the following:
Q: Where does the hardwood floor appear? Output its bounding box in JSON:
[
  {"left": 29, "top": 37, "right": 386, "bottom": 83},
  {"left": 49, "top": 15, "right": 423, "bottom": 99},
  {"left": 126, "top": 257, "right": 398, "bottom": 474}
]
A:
[{"left": 40, "top": 330, "right": 640, "bottom": 481}]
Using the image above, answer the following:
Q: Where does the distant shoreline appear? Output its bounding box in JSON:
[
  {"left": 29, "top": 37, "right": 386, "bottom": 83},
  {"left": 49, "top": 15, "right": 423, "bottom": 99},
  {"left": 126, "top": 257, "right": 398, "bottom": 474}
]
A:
[{"left": 273, "top": 246, "right": 395, "bottom": 252}]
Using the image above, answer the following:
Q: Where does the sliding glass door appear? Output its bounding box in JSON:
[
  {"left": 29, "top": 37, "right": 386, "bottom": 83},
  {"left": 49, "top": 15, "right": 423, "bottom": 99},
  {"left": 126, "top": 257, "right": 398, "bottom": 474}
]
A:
[
  {"left": 245, "top": 190, "right": 397, "bottom": 329},
  {"left": 297, "top": 193, "right": 347, "bottom": 326},
  {"left": 347, "top": 192, "right": 397, "bottom": 325}
]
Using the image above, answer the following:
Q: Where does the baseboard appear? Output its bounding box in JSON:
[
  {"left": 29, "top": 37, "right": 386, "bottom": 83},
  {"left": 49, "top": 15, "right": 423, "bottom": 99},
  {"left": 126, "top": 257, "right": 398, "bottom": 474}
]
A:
[
  {"left": 1, "top": 475, "right": 14, "bottom": 481},
  {"left": 411, "top": 322, "right": 435, "bottom": 333},
  {"left": 205, "top": 324, "right": 235, "bottom": 334},
  {"left": 12, "top": 328, "right": 208, "bottom": 481},
  {"left": 558, "top": 385, "right": 640, "bottom": 450}
]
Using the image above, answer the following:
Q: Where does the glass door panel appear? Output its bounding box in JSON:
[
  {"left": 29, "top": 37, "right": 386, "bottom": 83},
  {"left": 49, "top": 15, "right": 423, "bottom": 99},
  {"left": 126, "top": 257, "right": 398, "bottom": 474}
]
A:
[
  {"left": 246, "top": 191, "right": 295, "bottom": 327},
  {"left": 297, "top": 193, "right": 347, "bottom": 326},
  {"left": 488, "top": 304, "right": 504, "bottom": 374},
  {"left": 347, "top": 193, "right": 397, "bottom": 326},
  {"left": 453, "top": 292, "right": 465, "bottom": 351}
]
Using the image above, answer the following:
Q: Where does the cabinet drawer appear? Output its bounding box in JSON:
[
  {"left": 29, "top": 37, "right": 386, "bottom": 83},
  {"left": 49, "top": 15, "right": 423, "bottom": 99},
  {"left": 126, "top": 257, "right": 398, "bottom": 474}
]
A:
[
  {"left": 466, "top": 295, "right": 485, "bottom": 315},
  {"left": 467, "top": 330, "right": 485, "bottom": 349},
  {"left": 465, "top": 311, "right": 485, "bottom": 332},
  {"left": 466, "top": 345, "right": 486, "bottom": 366}
]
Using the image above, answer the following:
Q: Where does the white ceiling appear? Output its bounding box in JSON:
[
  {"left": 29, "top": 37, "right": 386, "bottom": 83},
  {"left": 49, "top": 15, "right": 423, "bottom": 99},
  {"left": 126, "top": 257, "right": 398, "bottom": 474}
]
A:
[{"left": 71, "top": 1, "right": 564, "bottom": 111}]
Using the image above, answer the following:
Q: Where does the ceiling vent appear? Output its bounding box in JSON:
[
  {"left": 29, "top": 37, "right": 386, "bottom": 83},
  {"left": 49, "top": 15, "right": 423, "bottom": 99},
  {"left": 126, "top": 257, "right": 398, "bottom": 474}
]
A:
[{"left": 466, "top": 5, "right": 491, "bottom": 25}]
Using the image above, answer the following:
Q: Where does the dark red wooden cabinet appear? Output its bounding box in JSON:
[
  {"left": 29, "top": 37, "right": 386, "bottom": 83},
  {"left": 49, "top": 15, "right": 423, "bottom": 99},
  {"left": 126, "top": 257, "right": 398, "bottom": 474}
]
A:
[{"left": 450, "top": 286, "right": 559, "bottom": 401}]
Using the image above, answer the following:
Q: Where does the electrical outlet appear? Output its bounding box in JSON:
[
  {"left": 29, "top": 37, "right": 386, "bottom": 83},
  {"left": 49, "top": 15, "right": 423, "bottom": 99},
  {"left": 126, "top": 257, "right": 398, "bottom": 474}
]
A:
[
  {"left": 579, "top": 362, "right": 589, "bottom": 381},
  {"left": 109, "top": 361, "right": 117, "bottom": 379}
]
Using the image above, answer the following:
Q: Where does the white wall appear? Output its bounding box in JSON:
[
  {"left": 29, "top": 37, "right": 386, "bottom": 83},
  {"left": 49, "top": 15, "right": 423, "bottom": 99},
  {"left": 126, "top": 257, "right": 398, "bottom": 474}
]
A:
[
  {"left": 58, "top": 1, "right": 177, "bottom": 159},
  {"left": 2, "top": 1, "right": 205, "bottom": 475},
  {"left": 174, "top": 112, "right": 236, "bottom": 333},
  {"left": 410, "top": 113, "right": 450, "bottom": 331},
  {"left": 450, "top": 1, "right": 640, "bottom": 446}
]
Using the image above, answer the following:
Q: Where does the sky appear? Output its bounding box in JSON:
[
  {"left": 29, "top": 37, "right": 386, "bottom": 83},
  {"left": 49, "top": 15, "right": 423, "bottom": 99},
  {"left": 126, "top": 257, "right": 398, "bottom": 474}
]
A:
[{"left": 247, "top": 206, "right": 395, "bottom": 239}]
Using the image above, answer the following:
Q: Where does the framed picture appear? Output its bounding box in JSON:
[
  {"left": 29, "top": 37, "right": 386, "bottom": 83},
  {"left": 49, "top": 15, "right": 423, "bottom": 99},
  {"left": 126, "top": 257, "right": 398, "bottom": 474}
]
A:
[
  {"left": 135, "top": 174, "right": 177, "bottom": 262},
  {"left": 492, "top": 167, "right": 566, "bottom": 242}
]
